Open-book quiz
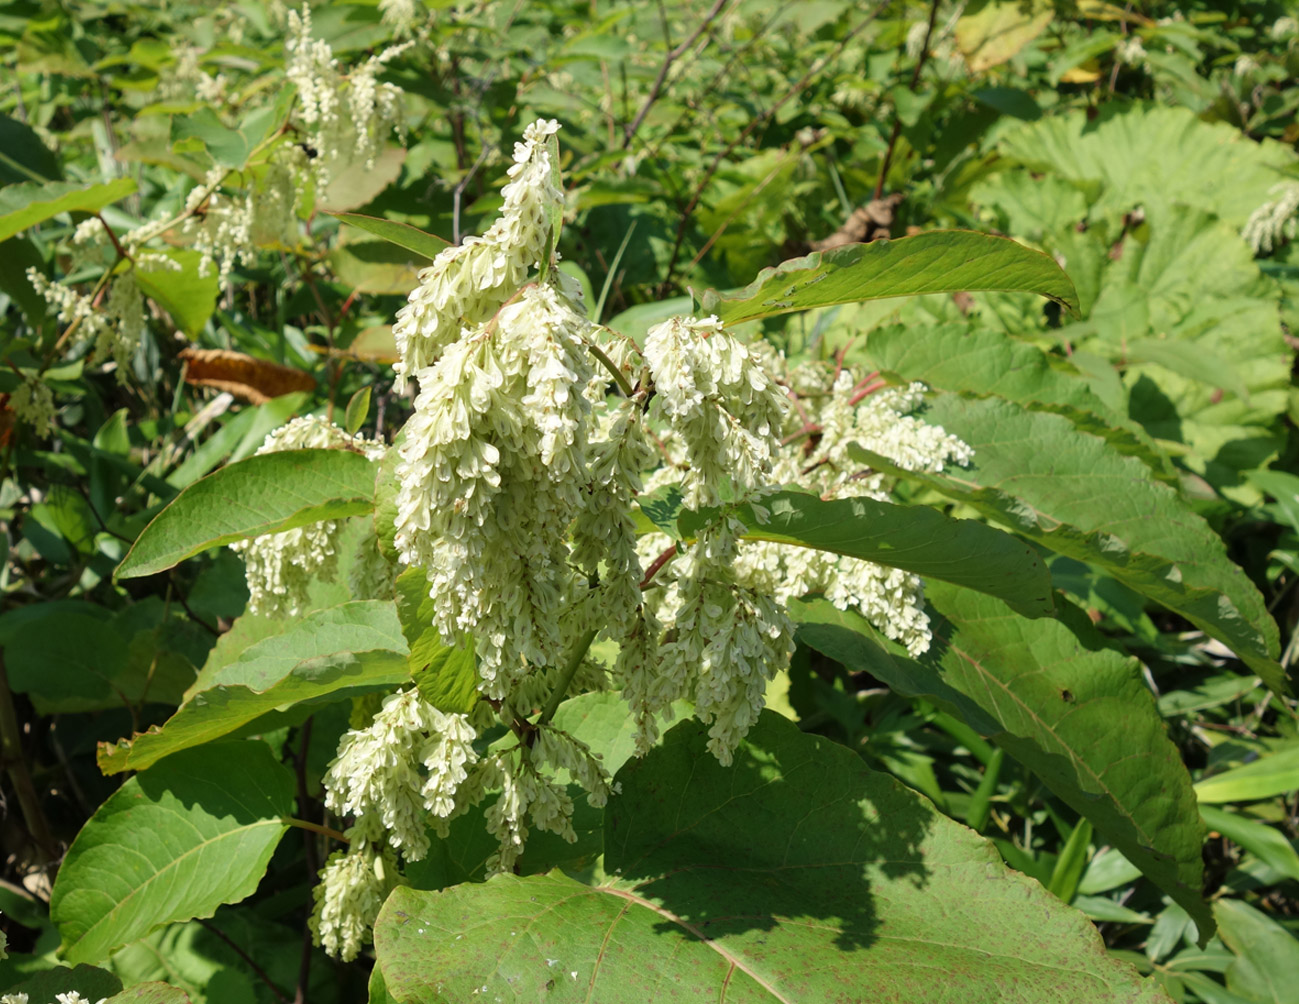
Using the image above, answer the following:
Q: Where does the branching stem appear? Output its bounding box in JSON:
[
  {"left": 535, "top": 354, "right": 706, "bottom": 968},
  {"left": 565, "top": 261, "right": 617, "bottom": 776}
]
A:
[
  {"left": 588, "top": 341, "right": 634, "bottom": 398},
  {"left": 538, "top": 627, "right": 599, "bottom": 726}
]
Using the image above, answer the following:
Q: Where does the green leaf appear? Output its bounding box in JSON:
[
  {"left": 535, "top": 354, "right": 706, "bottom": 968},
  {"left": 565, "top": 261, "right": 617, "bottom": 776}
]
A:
[
  {"left": 788, "top": 597, "right": 1003, "bottom": 735},
  {"left": 328, "top": 242, "right": 421, "bottom": 296},
  {"left": 170, "top": 106, "right": 276, "bottom": 168},
  {"left": 855, "top": 393, "right": 1285, "bottom": 693},
  {"left": 1199, "top": 806, "right": 1299, "bottom": 884},
  {"left": 6, "top": 606, "right": 196, "bottom": 714},
  {"left": 997, "top": 103, "right": 1296, "bottom": 228},
  {"left": 134, "top": 248, "right": 220, "bottom": 336},
  {"left": 681, "top": 489, "right": 1054, "bottom": 619},
  {"left": 0, "top": 236, "right": 49, "bottom": 322},
  {"left": 0, "top": 177, "right": 137, "bottom": 242},
  {"left": 857, "top": 323, "right": 1176, "bottom": 481},
  {"left": 1195, "top": 744, "right": 1299, "bottom": 804},
  {"left": 2, "top": 964, "right": 122, "bottom": 1002},
  {"left": 97, "top": 600, "right": 409, "bottom": 775},
  {"left": 1215, "top": 899, "right": 1299, "bottom": 1004},
  {"left": 51, "top": 742, "right": 294, "bottom": 965},
  {"left": 701, "top": 230, "right": 1080, "bottom": 326},
  {"left": 345, "top": 385, "right": 372, "bottom": 436},
  {"left": 318, "top": 146, "right": 405, "bottom": 213},
  {"left": 330, "top": 213, "right": 449, "bottom": 262},
  {"left": 923, "top": 582, "right": 1211, "bottom": 937},
  {"left": 395, "top": 567, "right": 477, "bottom": 715},
  {"left": 116, "top": 449, "right": 379, "bottom": 580},
  {"left": 955, "top": 0, "right": 1054, "bottom": 72},
  {"left": 376, "top": 712, "right": 1165, "bottom": 1003},
  {"left": 109, "top": 908, "right": 304, "bottom": 1003},
  {"left": 0, "top": 113, "right": 62, "bottom": 183}
]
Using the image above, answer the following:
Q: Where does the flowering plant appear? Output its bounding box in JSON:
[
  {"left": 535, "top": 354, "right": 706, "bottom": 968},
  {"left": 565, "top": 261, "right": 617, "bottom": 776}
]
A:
[{"left": 4, "top": 6, "right": 1291, "bottom": 1000}]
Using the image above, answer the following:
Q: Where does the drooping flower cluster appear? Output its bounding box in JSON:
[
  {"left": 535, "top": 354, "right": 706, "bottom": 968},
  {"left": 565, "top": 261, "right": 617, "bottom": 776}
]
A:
[
  {"left": 311, "top": 119, "right": 973, "bottom": 957},
  {"left": 285, "top": 5, "right": 410, "bottom": 189},
  {"left": 394, "top": 282, "right": 597, "bottom": 699},
  {"left": 1, "top": 994, "right": 107, "bottom": 1004},
  {"left": 639, "top": 361, "right": 976, "bottom": 742},
  {"left": 310, "top": 816, "right": 401, "bottom": 963},
  {"left": 323, "top": 688, "right": 480, "bottom": 859},
  {"left": 391, "top": 119, "right": 564, "bottom": 390},
  {"left": 229, "top": 415, "right": 386, "bottom": 616},
  {"left": 1242, "top": 180, "right": 1299, "bottom": 254},
  {"left": 8, "top": 378, "right": 56, "bottom": 436},
  {"left": 25, "top": 267, "right": 145, "bottom": 384}
]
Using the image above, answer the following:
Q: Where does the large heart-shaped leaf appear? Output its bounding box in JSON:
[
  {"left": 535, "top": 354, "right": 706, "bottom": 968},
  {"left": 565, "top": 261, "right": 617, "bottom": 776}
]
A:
[
  {"left": 51, "top": 742, "right": 294, "bottom": 964},
  {"left": 701, "top": 230, "right": 1080, "bottom": 325},
  {"left": 116, "top": 449, "right": 379, "bottom": 579},
  {"left": 375, "top": 713, "right": 1164, "bottom": 1003}
]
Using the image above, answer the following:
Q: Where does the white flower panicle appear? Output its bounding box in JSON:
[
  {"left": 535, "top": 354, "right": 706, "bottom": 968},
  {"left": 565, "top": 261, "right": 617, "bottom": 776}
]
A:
[
  {"left": 634, "top": 522, "right": 795, "bottom": 763},
  {"left": 473, "top": 727, "right": 614, "bottom": 874},
  {"left": 741, "top": 368, "right": 972, "bottom": 657},
  {"left": 392, "top": 119, "right": 563, "bottom": 390},
  {"left": 1242, "top": 180, "right": 1299, "bottom": 254},
  {"left": 230, "top": 415, "right": 385, "bottom": 616},
  {"left": 643, "top": 314, "right": 788, "bottom": 507},
  {"left": 323, "top": 688, "right": 480, "bottom": 860},
  {"left": 285, "top": 5, "right": 409, "bottom": 189},
  {"left": 570, "top": 397, "right": 657, "bottom": 634},
  {"left": 313, "top": 121, "right": 976, "bottom": 943},
  {"left": 1, "top": 994, "right": 108, "bottom": 1004},
  {"left": 394, "top": 282, "right": 595, "bottom": 699},
  {"left": 310, "top": 817, "right": 402, "bottom": 963},
  {"left": 26, "top": 268, "right": 144, "bottom": 384}
]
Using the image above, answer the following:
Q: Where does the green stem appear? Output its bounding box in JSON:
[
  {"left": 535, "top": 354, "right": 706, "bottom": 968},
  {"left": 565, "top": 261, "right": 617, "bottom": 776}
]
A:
[
  {"left": 539, "top": 628, "right": 599, "bottom": 725},
  {"left": 588, "top": 341, "right": 634, "bottom": 398}
]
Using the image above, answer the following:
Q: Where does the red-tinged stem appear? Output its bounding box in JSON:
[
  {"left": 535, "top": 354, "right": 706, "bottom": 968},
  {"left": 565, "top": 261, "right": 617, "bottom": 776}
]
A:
[{"left": 640, "top": 544, "right": 679, "bottom": 589}]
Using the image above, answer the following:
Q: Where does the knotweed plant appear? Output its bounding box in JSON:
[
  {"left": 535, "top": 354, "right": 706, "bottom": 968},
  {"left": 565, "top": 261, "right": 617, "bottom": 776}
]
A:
[{"left": 281, "top": 120, "right": 972, "bottom": 959}]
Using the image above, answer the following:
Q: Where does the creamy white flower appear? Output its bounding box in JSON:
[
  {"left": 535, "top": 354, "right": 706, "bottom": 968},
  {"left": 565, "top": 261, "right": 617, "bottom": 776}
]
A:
[
  {"left": 310, "top": 817, "right": 402, "bottom": 962},
  {"left": 643, "top": 314, "right": 787, "bottom": 508},
  {"left": 394, "top": 283, "right": 594, "bottom": 698},
  {"left": 1242, "top": 180, "right": 1299, "bottom": 254},
  {"left": 392, "top": 119, "right": 563, "bottom": 390},
  {"left": 285, "top": 5, "right": 409, "bottom": 189},
  {"left": 323, "top": 688, "right": 479, "bottom": 858}
]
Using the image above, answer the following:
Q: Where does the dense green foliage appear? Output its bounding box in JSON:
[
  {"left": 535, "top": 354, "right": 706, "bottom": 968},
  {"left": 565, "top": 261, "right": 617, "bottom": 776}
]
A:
[{"left": 2, "top": 1, "right": 1298, "bottom": 1002}]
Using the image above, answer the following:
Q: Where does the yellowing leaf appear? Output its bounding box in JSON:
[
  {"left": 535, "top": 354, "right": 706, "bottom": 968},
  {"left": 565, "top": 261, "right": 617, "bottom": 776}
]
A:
[{"left": 956, "top": 0, "right": 1054, "bottom": 72}]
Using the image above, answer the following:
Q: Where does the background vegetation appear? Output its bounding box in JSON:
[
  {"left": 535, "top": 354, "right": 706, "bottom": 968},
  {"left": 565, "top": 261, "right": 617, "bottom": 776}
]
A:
[{"left": 1, "top": 0, "right": 1298, "bottom": 1001}]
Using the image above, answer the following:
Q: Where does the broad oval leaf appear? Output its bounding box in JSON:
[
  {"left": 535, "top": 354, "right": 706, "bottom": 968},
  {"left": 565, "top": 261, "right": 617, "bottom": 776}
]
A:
[
  {"left": 701, "top": 230, "right": 1080, "bottom": 325},
  {"left": 0, "top": 177, "right": 137, "bottom": 242},
  {"left": 116, "top": 448, "right": 379, "bottom": 580},
  {"left": 135, "top": 249, "right": 219, "bottom": 337},
  {"left": 330, "top": 212, "right": 449, "bottom": 261},
  {"left": 51, "top": 742, "right": 294, "bottom": 965},
  {"left": 854, "top": 394, "right": 1285, "bottom": 693},
  {"left": 375, "top": 712, "right": 1164, "bottom": 1003},
  {"left": 678, "top": 490, "right": 1054, "bottom": 619},
  {"left": 923, "top": 582, "right": 1211, "bottom": 938},
  {"left": 97, "top": 600, "right": 409, "bottom": 774}
]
